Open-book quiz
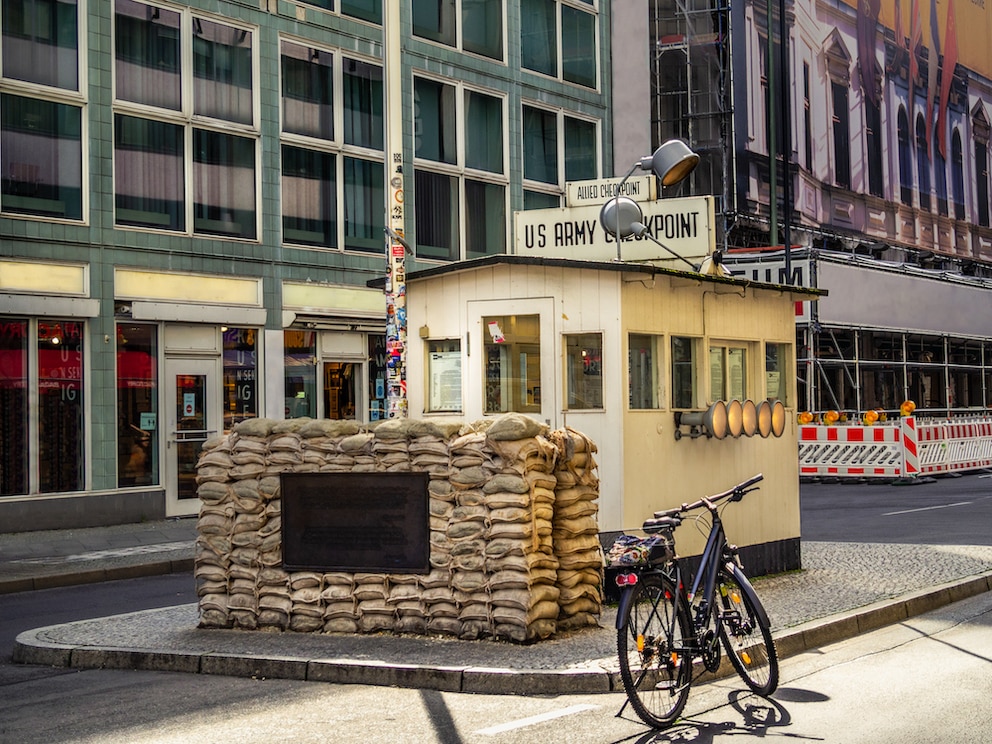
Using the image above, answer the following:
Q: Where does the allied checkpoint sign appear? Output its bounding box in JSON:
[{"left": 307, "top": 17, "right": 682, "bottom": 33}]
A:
[{"left": 514, "top": 193, "right": 715, "bottom": 264}]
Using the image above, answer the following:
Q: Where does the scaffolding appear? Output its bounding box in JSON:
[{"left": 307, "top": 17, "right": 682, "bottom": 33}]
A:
[{"left": 648, "top": 0, "right": 735, "bottom": 249}]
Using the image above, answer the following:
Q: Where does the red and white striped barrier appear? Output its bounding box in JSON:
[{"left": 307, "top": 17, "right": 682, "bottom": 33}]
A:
[{"left": 798, "top": 416, "right": 992, "bottom": 479}]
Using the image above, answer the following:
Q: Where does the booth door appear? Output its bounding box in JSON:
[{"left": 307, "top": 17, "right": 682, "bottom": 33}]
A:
[
  {"left": 164, "top": 356, "right": 221, "bottom": 516},
  {"left": 466, "top": 298, "right": 557, "bottom": 428}
]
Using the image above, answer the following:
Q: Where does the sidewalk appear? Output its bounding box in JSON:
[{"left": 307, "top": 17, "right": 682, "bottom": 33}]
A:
[{"left": 5, "top": 518, "right": 992, "bottom": 695}]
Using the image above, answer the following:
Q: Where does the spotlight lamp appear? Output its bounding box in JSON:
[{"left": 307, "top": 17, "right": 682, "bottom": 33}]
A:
[
  {"left": 599, "top": 139, "right": 701, "bottom": 267},
  {"left": 675, "top": 400, "right": 786, "bottom": 440}
]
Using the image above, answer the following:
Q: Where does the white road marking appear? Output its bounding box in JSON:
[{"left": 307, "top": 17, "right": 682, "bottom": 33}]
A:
[
  {"left": 474, "top": 704, "right": 600, "bottom": 735},
  {"left": 883, "top": 501, "right": 971, "bottom": 516}
]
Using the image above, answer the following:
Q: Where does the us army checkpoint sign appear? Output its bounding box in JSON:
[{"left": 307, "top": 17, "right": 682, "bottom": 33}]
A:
[{"left": 514, "top": 195, "right": 715, "bottom": 264}]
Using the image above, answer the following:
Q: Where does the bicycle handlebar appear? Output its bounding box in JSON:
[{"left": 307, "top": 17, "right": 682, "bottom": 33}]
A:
[{"left": 650, "top": 473, "right": 764, "bottom": 522}]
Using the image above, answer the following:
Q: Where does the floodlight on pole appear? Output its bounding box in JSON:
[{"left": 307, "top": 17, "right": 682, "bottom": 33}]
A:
[{"left": 600, "top": 139, "right": 700, "bottom": 265}]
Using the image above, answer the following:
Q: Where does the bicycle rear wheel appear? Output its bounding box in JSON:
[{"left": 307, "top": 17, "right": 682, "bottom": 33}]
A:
[
  {"left": 717, "top": 567, "right": 778, "bottom": 696},
  {"left": 617, "top": 573, "right": 693, "bottom": 729}
]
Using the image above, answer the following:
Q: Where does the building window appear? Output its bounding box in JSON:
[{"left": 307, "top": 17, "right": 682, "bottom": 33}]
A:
[
  {"left": 291, "top": 0, "right": 382, "bottom": 23},
  {"left": 915, "top": 114, "right": 930, "bottom": 212},
  {"left": 521, "top": 0, "right": 597, "bottom": 89},
  {"left": 427, "top": 339, "right": 462, "bottom": 412},
  {"left": 414, "top": 76, "right": 507, "bottom": 260},
  {"left": 117, "top": 323, "right": 158, "bottom": 487},
  {"left": 830, "top": 81, "right": 850, "bottom": 189},
  {"left": 629, "top": 334, "right": 661, "bottom": 410},
  {"left": 1, "top": 93, "right": 83, "bottom": 220},
  {"left": 114, "top": 0, "right": 181, "bottom": 109},
  {"left": 564, "top": 333, "right": 602, "bottom": 410},
  {"left": 934, "top": 128, "right": 948, "bottom": 216},
  {"left": 483, "top": 315, "right": 540, "bottom": 414},
  {"left": 112, "top": 3, "right": 258, "bottom": 237},
  {"left": 193, "top": 129, "right": 256, "bottom": 239},
  {"left": 976, "top": 140, "right": 990, "bottom": 227},
  {"left": 802, "top": 62, "right": 812, "bottom": 171},
  {"left": 413, "top": 0, "right": 503, "bottom": 60},
  {"left": 709, "top": 342, "right": 747, "bottom": 402},
  {"left": 898, "top": 107, "right": 913, "bottom": 206},
  {"left": 671, "top": 336, "right": 698, "bottom": 409},
  {"left": 865, "top": 98, "right": 883, "bottom": 198},
  {"left": 279, "top": 41, "right": 385, "bottom": 253},
  {"left": 2, "top": 0, "right": 79, "bottom": 91},
  {"left": 951, "top": 129, "right": 965, "bottom": 220},
  {"left": 1, "top": 0, "right": 84, "bottom": 221},
  {"left": 522, "top": 103, "right": 599, "bottom": 207}
]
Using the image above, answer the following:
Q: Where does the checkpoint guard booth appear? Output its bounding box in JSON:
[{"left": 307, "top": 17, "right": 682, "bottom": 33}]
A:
[{"left": 397, "top": 253, "right": 820, "bottom": 576}]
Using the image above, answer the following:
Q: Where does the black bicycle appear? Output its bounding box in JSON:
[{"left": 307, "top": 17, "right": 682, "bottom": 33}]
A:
[{"left": 613, "top": 473, "right": 779, "bottom": 729}]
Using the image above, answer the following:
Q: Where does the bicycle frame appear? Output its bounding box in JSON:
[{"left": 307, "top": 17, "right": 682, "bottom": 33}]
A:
[{"left": 615, "top": 496, "right": 770, "bottom": 654}]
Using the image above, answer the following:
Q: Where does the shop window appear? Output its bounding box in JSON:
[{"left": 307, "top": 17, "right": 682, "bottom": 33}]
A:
[
  {"left": 427, "top": 339, "right": 462, "bottom": 413},
  {"left": 629, "top": 334, "right": 662, "bottom": 410},
  {"left": 117, "top": 323, "right": 158, "bottom": 487},
  {"left": 38, "top": 320, "right": 85, "bottom": 492},
  {"left": 564, "top": 333, "right": 602, "bottom": 410},
  {"left": 368, "top": 334, "right": 387, "bottom": 420},
  {"left": 764, "top": 342, "right": 790, "bottom": 404},
  {"left": 323, "top": 362, "right": 358, "bottom": 419},
  {"left": 709, "top": 342, "right": 746, "bottom": 402},
  {"left": 483, "top": 314, "right": 540, "bottom": 414},
  {"left": 284, "top": 330, "right": 317, "bottom": 418},
  {"left": 0, "top": 319, "right": 29, "bottom": 495},
  {"left": 223, "top": 328, "right": 258, "bottom": 429},
  {"left": 671, "top": 336, "right": 699, "bottom": 409}
]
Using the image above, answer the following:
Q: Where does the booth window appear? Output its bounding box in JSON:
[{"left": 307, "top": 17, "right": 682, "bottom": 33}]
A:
[
  {"left": 764, "top": 342, "right": 790, "bottom": 404},
  {"left": 710, "top": 342, "right": 747, "bottom": 401},
  {"left": 483, "top": 314, "right": 540, "bottom": 414},
  {"left": 564, "top": 333, "right": 602, "bottom": 410},
  {"left": 671, "top": 336, "right": 699, "bottom": 409},
  {"left": 427, "top": 339, "right": 462, "bottom": 413},
  {"left": 629, "top": 334, "right": 662, "bottom": 410}
]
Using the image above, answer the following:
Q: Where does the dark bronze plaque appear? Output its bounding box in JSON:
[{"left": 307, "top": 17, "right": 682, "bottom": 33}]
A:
[{"left": 280, "top": 471, "right": 430, "bottom": 573}]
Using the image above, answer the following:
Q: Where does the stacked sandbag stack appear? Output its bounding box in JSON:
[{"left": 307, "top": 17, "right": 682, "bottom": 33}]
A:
[
  {"left": 549, "top": 427, "right": 604, "bottom": 630},
  {"left": 195, "top": 414, "right": 602, "bottom": 643},
  {"left": 195, "top": 434, "right": 234, "bottom": 628},
  {"left": 484, "top": 414, "right": 562, "bottom": 642}
]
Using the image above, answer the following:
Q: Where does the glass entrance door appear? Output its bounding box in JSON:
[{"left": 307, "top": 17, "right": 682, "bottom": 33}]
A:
[{"left": 165, "top": 357, "right": 220, "bottom": 516}]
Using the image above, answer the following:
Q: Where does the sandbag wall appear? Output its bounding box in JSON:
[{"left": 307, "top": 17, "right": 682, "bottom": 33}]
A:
[{"left": 194, "top": 413, "right": 602, "bottom": 643}]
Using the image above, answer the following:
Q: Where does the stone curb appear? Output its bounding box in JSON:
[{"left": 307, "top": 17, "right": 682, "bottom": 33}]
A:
[
  {"left": 0, "top": 558, "right": 194, "bottom": 595},
  {"left": 13, "top": 570, "right": 992, "bottom": 696}
]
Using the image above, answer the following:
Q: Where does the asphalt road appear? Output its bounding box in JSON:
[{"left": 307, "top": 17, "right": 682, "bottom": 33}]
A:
[{"left": 800, "top": 472, "right": 992, "bottom": 545}]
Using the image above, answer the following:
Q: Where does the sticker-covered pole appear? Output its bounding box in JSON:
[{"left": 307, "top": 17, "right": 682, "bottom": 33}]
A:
[{"left": 384, "top": 2, "right": 407, "bottom": 419}]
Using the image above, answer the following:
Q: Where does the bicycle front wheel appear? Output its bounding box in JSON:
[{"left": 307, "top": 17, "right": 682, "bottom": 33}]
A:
[
  {"left": 617, "top": 573, "right": 693, "bottom": 729},
  {"left": 717, "top": 567, "right": 778, "bottom": 696}
]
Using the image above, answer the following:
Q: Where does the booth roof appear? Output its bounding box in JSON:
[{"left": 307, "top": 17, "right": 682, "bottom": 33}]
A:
[{"left": 366, "top": 253, "right": 824, "bottom": 299}]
